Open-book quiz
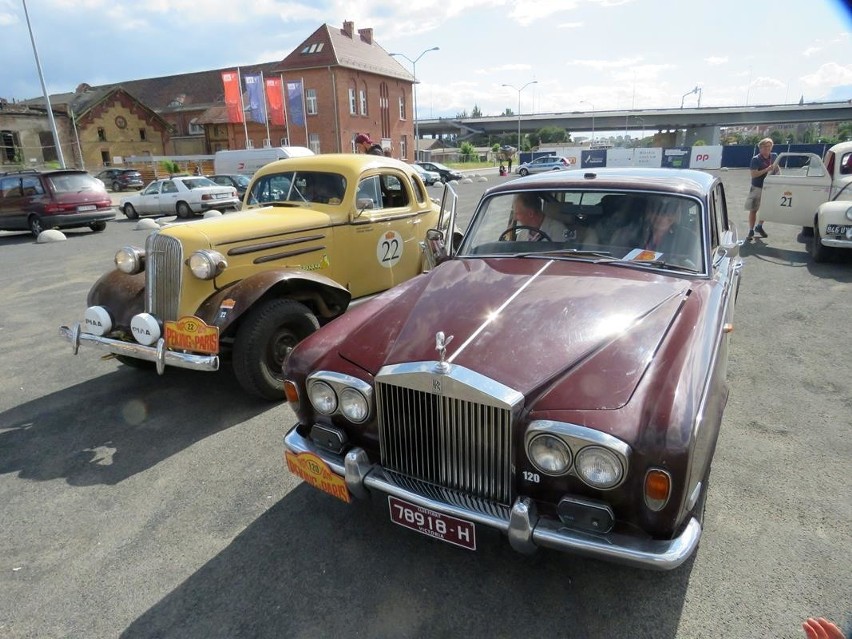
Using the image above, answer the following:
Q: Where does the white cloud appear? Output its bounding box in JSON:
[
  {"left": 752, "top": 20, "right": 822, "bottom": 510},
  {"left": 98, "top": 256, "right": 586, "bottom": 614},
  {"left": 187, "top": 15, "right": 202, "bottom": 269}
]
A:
[
  {"left": 801, "top": 62, "right": 852, "bottom": 88},
  {"left": 704, "top": 56, "right": 728, "bottom": 66}
]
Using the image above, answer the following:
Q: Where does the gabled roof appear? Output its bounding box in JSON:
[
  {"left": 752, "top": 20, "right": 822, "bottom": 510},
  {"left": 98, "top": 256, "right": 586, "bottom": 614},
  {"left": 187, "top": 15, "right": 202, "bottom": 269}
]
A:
[{"left": 276, "top": 22, "right": 413, "bottom": 81}]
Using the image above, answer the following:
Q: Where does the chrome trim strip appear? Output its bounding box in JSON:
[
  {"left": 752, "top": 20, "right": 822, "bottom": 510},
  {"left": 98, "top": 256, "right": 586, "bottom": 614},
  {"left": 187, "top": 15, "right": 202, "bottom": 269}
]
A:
[
  {"left": 58, "top": 324, "right": 219, "bottom": 372},
  {"left": 253, "top": 246, "right": 326, "bottom": 264},
  {"left": 226, "top": 233, "right": 327, "bottom": 255},
  {"left": 821, "top": 238, "right": 852, "bottom": 247},
  {"left": 283, "top": 428, "right": 701, "bottom": 570}
]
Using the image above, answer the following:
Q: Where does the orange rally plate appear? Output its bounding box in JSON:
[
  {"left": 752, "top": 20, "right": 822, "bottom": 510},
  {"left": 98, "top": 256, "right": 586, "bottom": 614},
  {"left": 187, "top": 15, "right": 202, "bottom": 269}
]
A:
[{"left": 164, "top": 315, "right": 219, "bottom": 354}]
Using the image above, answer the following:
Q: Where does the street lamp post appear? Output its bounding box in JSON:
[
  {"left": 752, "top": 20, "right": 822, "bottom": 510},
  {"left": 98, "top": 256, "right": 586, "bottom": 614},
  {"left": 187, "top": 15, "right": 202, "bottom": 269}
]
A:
[
  {"left": 390, "top": 47, "right": 439, "bottom": 161},
  {"left": 681, "top": 86, "right": 702, "bottom": 108},
  {"left": 580, "top": 100, "right": 595, "bottom": 146},
  {"left": 502, "top": 80, "right": 538, "bottom": 154}
]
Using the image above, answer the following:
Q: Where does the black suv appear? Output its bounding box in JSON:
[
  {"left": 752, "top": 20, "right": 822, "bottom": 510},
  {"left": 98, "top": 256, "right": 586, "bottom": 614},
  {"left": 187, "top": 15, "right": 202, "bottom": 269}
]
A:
[
  {"left": 0, "top": 169, "right": 116, "bottom": 237},
  {"left": 95, "top": 168, "right": 144, "bottom": 192}
]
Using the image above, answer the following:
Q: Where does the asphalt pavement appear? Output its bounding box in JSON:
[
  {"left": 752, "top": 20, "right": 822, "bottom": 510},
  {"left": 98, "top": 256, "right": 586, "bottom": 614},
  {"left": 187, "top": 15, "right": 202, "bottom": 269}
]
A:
[{"left": 0, "top": 168, "right": 849, "bottom": 639}]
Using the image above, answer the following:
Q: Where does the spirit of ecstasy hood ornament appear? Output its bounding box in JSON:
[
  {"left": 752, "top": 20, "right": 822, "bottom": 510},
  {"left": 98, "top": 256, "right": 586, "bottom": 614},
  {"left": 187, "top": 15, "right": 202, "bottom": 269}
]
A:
[{"left": 434, "top": 331, "right": 454, "bottom": 373}]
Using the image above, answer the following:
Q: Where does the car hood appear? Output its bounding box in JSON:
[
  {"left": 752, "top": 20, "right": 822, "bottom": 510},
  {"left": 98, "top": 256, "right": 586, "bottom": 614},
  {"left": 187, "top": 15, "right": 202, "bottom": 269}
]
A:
[{"left": 337, "top": 258, "right": 691, "bottom": 408}]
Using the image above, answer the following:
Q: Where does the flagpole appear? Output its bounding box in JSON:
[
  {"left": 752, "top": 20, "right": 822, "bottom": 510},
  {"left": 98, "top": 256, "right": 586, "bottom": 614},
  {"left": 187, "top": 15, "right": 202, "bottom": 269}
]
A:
[
  {"left": 237, "top": 66, "right": 249, "bottom": 148},
  {"left": 259, "top": 70, "right": 270, "bottom": 145},
  {"left": 280, "top": 75, "right": 290, "bottom": 146}
]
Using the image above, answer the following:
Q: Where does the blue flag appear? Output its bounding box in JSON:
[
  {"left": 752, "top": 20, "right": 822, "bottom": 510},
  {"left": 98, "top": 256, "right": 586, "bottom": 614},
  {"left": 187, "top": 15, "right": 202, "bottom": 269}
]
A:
[
  {"left": 287, "top": 81, "right": 305, "bottom": 127},
  {"left": 244, "top": 74, "right": 266, "bottom": 124}
]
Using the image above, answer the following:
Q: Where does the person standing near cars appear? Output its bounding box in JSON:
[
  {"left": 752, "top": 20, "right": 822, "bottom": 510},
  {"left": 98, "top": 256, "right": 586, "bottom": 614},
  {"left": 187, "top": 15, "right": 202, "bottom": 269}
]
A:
[
  {"left": 355, "top": 133, "right": 384, "bottom": 156},
  {"left": 745, "top": 137, "right": 778, "bottom": 241}
]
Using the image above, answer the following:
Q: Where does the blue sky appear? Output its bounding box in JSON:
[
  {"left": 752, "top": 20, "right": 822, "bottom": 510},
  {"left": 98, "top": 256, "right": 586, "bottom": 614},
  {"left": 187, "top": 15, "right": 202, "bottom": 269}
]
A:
[{"left": 1, "top": 0, "right": 850, "bottom": 122}]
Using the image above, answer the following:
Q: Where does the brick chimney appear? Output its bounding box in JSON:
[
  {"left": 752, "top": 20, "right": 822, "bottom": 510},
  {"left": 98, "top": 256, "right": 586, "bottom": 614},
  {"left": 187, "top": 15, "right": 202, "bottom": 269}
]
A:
[
  {"left": 342, "top": 20, "right": 354, "bottom": 38},
  {"left": 358, "top": 28, "right": 373, "bottom": 44}
]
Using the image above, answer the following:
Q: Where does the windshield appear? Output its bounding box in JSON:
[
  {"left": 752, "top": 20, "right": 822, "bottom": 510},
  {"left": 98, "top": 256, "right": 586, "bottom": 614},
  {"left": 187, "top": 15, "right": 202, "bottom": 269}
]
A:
[
  {"left": 247, "top": 171, "right": 348, "bottom": 206},
  {"left": 457, "top": 188, "right": 705, "bottom": 273}
]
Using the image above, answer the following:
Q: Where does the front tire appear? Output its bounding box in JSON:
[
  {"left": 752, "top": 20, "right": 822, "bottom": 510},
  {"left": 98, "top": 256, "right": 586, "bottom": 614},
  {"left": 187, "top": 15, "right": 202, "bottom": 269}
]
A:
[
  {"left": 810, "top": 224, "right": 831, "bottom": 262},
  {"left": 90, "top": 221, "right": 107, "bottom": 232},
  {"left": 123, "top": 203, "right": 139, "bottom": 220},
  {"left": 519, "top": 168, "right": 529, "bottom": 176},
  {"left": 176, "top": 201, "right": 193, "bottom": 219},
  {"left": 232, "top": 299, "right": 319, "bottom": 400}
]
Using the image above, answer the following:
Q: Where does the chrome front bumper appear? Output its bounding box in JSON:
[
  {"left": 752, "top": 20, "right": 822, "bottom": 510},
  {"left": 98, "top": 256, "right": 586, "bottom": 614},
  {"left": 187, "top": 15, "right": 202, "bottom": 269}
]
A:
[
  {"left": 283, "top": 426, "right": 701, "bottom": 571},
  {"left": 58, "top": 323, "right": 219, "bottom": 374}
]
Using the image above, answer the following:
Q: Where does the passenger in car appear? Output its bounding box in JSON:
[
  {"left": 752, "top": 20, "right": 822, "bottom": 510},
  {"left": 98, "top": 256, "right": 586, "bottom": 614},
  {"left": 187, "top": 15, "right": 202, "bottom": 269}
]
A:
[
  {"left": 611, "top": 197, "right": 699, "bottom": 262},
  {"left": 510, "top": 192, "right": 569, "bottom": 241}
]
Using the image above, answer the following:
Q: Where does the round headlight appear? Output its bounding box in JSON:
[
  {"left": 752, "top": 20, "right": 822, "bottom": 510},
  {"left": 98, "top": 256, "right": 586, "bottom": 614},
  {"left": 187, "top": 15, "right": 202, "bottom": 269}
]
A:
[
  {"left": 575, "top": 446, "right": 624, "bottom": 489},
  {"left": 528, "top": 434, "right": 572, "bottom": 475},
  {"left": 308, "top": 381, "right": 337, "bottom": 415},
  {"left": 115, "top": 246, "right": 145, "bottom": 274},
  {"left": 189, "top": 250, "right": 227, "bottom": 279},
  {"left": 339, "top": 387, "right": 369, "bottom": 423},
  {"left": 845, "top": 205, "right": 852, "bottom": 222}
]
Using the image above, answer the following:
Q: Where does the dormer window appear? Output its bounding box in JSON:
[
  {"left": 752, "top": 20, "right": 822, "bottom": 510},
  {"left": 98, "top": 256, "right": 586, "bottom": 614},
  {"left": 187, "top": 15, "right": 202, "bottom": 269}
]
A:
[{"left": 300, "top": 42, "right": 325, "bottom": 54}]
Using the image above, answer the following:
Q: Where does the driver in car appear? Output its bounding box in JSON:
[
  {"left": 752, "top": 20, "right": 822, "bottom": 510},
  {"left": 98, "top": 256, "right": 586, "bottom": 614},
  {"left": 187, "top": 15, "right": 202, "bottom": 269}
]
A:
[{"left": 509, "top": 192, "right": 599, "bottom": 249}]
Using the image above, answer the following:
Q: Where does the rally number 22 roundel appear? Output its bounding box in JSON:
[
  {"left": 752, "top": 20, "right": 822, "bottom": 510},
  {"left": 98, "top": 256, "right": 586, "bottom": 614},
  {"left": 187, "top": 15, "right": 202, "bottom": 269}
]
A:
[{"left": 376, "top": 230, "right": 403, "bottom": 268}]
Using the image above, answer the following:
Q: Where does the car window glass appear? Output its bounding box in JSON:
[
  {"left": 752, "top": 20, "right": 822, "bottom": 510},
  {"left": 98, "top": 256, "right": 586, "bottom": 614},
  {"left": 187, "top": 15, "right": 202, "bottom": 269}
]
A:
[
  {"left": 143, "top": 182, "right": 160, "bottom": 195},
  {"left": 1, "top": 176, "right": 22, "bottom": 198},
  {"left": 409, "top": 175, "right": 427, "bottom": 204},
  {"left": 381, "top": 174, "right": 408, "bottom": 208},
  {"left": 21, "top": 176, "right": 44, "bottom": 196},
  {"left": 46, "top": 173, "right": 103, "bottom": 193},
  {"left": 181, "top": 177, "right": 217, "bottom": 189},
  {"left": 161, "top": 180, "right": 178, "bottom": 194},
  {"left": 357, "top": 175, "right": 382, "bottom": 209}
]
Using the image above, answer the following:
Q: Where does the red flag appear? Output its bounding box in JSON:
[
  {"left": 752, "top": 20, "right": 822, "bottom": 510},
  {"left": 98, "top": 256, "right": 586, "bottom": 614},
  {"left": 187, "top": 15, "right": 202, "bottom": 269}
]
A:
[
  {"left": 221, "top": 71, "right": 244, "bottom": 123},
  {"left": 265, "top": 77, "right": 285, "bottom": 126}
]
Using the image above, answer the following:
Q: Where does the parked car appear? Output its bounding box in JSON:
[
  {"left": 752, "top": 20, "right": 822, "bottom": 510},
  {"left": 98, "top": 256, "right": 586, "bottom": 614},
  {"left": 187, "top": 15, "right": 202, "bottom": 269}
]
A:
[
  {"left": 59, "top": 155, "right": 445, "bottom": 400},
  {"left": 516, "top": 155, "right": 570, "bottom": 176},
  {"left": 758, "top": 140, "right": 852, "bottom": 261},
  {"left": 415, "top": 161, "right": 463, "bottom": 183},
  {"left": 0, "top": 169, "right": 116, "bottom": 237},
  {"left": 409, "top": 163, "right": 440, "bottom": 186},
  {"left": 119, "top": 175, "right": 240, "bottom": 219},
  {"left": 207, "top": 173, "right": 252, "bottom": 199},
  {"left": 282, "top": 167, "right": 743, "bottom": 570},
  {"left": 95, "top": 168, "right": 144, "bottom": 192}
]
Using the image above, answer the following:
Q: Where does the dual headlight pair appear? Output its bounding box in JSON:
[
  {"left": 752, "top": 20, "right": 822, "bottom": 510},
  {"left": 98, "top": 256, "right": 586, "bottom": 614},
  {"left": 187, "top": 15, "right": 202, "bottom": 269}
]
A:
[
  {"left": 306, "top": 372, "right": 373, "bottom": 424},
  {"left": 114, "top": 246, "right": 226, "bottom": 280}
]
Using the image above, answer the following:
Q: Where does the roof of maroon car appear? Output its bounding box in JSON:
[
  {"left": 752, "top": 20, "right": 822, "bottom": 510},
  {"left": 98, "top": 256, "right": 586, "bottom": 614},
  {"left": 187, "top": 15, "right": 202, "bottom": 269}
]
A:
[{"left": 486, "top": 167, "right": 716, "bottom": 198}]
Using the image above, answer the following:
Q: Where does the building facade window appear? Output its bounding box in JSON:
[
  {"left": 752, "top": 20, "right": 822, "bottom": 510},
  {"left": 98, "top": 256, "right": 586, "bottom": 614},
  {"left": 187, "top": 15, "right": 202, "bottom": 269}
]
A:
[
  {"left": 0, "top": 130, "right": 21, "bottom": 162},
  {"left": 306, "top": 88, "right": 318, "bottom": 115},
  {"left": 359, "top": 88, "right": 367, "bottom": 116},
  {"left": 309, "top": 133, "right": 321, "bottom": 154},
  {"left": 379, "top": 82, "right": 390, "bottom": 139},
  {"left": 348, "top": 87, "right": 357, "bottom": 115},
  {"left": 97, "top": 127, "right": 106, "bottom": 142},
  {"left": 400, "top": 135, "right": 407, "bottom": 160},
  {"left": 139, "top": 128, "right": 147, "bottom": 141},
  {"left": 188, "top": 122, "right": 203, "bottom": 135},
  {"left": 399, "top": 96, "right": 406, "bottom": 120}
]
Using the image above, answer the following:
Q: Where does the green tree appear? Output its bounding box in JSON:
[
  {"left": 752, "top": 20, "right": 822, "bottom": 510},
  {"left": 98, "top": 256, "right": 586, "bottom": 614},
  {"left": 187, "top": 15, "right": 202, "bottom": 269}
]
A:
[
  {"left": 471, "top": 105, "right": 482, "bottom": 118},
  {"left": 161, "top": 159, "right": 180, "bottom": 176},
  {"left": 537, "top": 126, "right": 569, "bottom": 144},
  {"left": 502, "top": 108, "right": 514, "bottom": 117},
  {"left": 459, "top": 141, "right": 476, "bottom": 162}
]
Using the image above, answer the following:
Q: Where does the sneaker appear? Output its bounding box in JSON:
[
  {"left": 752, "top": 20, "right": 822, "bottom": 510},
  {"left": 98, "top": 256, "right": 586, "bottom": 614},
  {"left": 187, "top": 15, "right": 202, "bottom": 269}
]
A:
[
  {"left": 746, "top": 229, "right": 755, "bottom": 241},
  {"left": 754, "top": 224, "right": 768, "bottom": 238}
]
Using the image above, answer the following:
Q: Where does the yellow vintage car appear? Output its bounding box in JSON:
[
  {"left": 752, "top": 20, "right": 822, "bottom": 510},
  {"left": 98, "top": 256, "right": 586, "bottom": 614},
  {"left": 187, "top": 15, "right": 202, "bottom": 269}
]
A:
[{"left": 59, "top": 154, "right": 444, "bottom": 400}]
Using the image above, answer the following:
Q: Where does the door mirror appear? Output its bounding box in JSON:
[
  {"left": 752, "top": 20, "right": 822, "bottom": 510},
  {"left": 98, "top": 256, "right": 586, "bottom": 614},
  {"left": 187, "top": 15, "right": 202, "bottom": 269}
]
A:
[{"left": 421, "top": 228, "right": 448, "bottom": 271}]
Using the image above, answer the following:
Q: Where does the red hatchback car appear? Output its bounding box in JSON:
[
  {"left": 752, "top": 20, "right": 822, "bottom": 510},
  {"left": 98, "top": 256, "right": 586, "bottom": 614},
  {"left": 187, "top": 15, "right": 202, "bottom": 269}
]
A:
[
  {"left": 0, "top": 169, "right": 116, "bottom": 237},
  {"left": 282, "top": 168, "right": 743, "bottom": 570}
]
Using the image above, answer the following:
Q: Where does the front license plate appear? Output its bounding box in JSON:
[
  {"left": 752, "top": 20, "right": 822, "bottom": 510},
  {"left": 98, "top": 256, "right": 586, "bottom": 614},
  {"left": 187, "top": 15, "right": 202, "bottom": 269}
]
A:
[
  {"left": 826, "top": 224, "right": 850, "bottom": 235},
  {"left": 77, "top": 204, "right": 96, "bottom": 212},
  {"left": 388, "top": 496, "right": 476, "bottom": 550},
  {"left": 164, "top": 315, "right": 219, "bottom": 354},
  {"left": 285, "top": 451, "right": 350, "bottom": 503}
]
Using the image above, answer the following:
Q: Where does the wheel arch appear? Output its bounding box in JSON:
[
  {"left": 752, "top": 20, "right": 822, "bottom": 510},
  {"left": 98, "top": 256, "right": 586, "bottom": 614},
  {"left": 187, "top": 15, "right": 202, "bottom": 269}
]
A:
[{"left": 196, "top": 269, "right": 352, "bottom": 336}]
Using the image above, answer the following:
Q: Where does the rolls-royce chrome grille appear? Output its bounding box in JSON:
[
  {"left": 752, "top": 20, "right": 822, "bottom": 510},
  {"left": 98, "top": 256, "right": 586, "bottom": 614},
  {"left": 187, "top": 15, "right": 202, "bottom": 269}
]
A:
[
  {"left": 145, "top": 233, "right": 183, "bottom": 321},
  {"left": 375, "top": 363, "right": 524, "bottom": 506}
]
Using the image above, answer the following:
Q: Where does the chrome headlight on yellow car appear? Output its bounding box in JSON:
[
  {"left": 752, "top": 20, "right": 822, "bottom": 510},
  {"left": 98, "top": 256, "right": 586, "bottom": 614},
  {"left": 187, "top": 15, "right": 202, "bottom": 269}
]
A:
[
  {"left": 188, "top": 250, "right": 227, "bottom": 280},
  {"left": 115, "top": 246, "right": 145, "bottom": 274},
  {"left": 306, "top": 372, "right": 373, "bottom": 423}
]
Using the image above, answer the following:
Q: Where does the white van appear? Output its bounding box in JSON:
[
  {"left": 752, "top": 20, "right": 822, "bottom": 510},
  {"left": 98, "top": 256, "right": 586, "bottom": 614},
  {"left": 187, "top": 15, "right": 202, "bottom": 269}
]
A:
[{"left": 213, "top": 146, "right": 314, "bottom": 175}]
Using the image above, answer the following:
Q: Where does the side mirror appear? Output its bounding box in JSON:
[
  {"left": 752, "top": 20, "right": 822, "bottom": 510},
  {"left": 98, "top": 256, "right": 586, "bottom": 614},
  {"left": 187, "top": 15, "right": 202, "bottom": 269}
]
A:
[{"left": 421, "top": 228, "right": 448, "bottom": 271}]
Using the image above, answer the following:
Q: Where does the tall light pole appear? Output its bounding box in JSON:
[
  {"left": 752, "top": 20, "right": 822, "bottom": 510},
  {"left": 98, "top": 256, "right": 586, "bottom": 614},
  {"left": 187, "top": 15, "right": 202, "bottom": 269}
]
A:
[
  {"left": 580, "top": 100, "right": 595, "bottom": 146},
  {"left": 681, "top": 86, "right": 701, "bottom": 109},
  {"left": 22, "top": 0, "right": 65, "bottom": 167},
  {"left": 502, "top": 80, "right": 537, "bottom": 154},
  {"left": 390, "top": 47, "right": 439, "bottom": 161}
]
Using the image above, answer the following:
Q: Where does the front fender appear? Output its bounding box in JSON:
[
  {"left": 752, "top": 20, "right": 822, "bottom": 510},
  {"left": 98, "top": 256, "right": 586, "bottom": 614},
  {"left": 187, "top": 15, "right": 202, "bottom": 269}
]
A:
[
  {"left": 816, "top": 200, "right": 852, "bottom": 227},
  {"left": 86, "top": 270, "right": 146, "bottom": 327},
  {"left": 197, "top": 269, "right": 352, "bottom": 335}
]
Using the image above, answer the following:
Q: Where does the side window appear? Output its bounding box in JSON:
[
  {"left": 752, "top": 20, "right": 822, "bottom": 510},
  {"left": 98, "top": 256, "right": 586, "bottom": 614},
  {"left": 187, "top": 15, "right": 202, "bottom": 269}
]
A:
[
  {"left": 1, "top": 176, "right": 22, "bottom": 198},
  {"left": 161, "top": 181, "right": 177, "bottom": 194},
  {"left": 409, "top": 175, "right": 427, "bottom": 205},
  {"left": 356, "top": 176, "right": 382, "bottom": 210},
  {"left": 143, "top": 182, "right": 160, "bottom": 195},
  {"left": 713, "top": 184, "right": 728, "bottom": 247},
  {"left": 381, "top": 174, "right": 408, "bottom": 208},
  {"left": 840, "top": 153, "right": 852, "bottom": 175},
  {"left": 21, "top": 176, "right": 44, "bottom": 196}
]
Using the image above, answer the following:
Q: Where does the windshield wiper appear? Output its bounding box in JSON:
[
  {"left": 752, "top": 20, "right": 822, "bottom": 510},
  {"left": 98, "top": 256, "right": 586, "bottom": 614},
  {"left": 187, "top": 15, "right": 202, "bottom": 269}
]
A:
[
  {"left": 513, "top": 249, "right": 614, "bottom": 260},
  {"left": 615, "top": 258, "right": 701, "bottom": 273}
]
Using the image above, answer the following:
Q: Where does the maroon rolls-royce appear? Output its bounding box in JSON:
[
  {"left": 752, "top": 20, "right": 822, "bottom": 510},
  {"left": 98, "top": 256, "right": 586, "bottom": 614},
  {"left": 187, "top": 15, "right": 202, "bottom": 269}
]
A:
[{"left": 282, "top": 168, "right": 743, "bottom": 570}]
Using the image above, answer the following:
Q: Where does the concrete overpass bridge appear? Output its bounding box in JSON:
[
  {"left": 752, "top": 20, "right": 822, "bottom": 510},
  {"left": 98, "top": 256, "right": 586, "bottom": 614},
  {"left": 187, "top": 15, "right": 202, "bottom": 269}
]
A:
[{"left": 416, "top": 101, "right": 852, "bottom": 145}]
